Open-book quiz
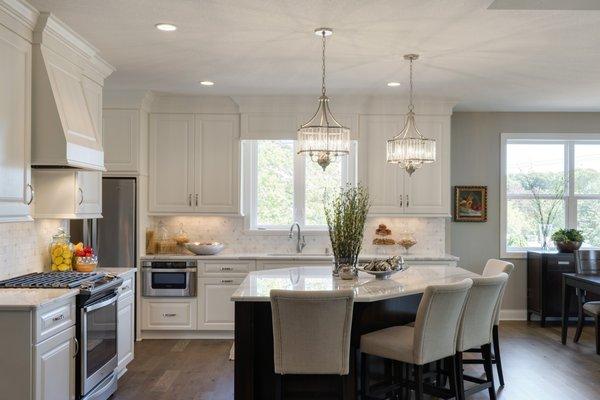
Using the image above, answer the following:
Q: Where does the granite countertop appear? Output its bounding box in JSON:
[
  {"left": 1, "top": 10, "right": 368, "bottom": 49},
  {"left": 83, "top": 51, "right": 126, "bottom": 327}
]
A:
[
  {"left": 140, "top": 253, "right": 459, "bottom": 262},
  {"left": 231, "top": 265, "right": 477, "bottom": 303},
  {"left": 0, "top": 267, "right": 136, "bottom": 310}
]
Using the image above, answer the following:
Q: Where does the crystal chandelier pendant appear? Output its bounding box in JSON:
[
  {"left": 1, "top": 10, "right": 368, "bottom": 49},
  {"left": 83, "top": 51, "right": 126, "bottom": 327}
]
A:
[
  {"left": 297, "top": 28, "right": 350, "bottom": 171},
  {"left": 386, "top": 54, "right": 436, "bottom": 175}
]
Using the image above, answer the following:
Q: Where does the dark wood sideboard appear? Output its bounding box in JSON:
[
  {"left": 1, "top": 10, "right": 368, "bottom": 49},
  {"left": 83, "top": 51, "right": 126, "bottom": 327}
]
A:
[{"left": 527, "top": 251, "right": 579, "bottom": 326}]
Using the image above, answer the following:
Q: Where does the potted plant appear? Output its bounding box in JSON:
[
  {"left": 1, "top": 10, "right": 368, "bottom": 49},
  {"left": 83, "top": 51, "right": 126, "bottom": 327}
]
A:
[
  {"left": 551, "top": 229, "right": 584, "bottom": 253},
  {"left": 325, "top": 185, "right": 370, "bottom": 276}
]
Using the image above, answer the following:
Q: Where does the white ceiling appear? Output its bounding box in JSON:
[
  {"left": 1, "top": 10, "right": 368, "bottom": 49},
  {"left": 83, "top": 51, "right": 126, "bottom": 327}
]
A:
[{"left": 29, "top": 0, "right": 600, "bottom": 111}]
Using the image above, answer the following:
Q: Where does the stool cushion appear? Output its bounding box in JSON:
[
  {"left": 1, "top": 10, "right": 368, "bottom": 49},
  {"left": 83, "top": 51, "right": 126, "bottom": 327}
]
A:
[
  {"left": 361, "top": 326, "right": 416, "bottom": 364},
  {"left": 583, "top": 301, "right": 600, "bottom": 315}
]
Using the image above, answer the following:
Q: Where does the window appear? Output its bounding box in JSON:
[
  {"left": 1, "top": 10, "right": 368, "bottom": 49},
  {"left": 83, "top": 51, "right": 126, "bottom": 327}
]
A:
[
  {"left": 501, "top": 134, "right": 600, "bottom": 257},
  {"left": 243, "top": 140, "right": 357, "bottom": 231}
]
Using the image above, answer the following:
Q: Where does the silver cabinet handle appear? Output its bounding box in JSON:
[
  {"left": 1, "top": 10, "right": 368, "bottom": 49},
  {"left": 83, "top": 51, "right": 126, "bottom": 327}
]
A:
[
  {"left": 26, "top": 183, "right": 34, "bottom": 205},
  {"left": 188, "top": 194, "right": 192, "bottom": 206},
  {"left": 221, "top": 279, "right": 234, "bottom": 283},
  {"left": 558, "top": 261, "right": 570, "bottom": 265},
  {"left": 163, "top": 313, "right": 177, "bottom": 317},
  {"left": 406, "top": 194, "right": 409, "bottom": 207},
  {"left": 78, "top": 187, "right": 84, "bottom": 205},
  {"left": 73, "top": 337, "right": 79, "bottom": 358},
  {"left": 52, "top": 314, "right": 65, "bottom": 322},
  {"left": 195, "top": 193, "right": 199, "bottom": 207},
  {"left": 220, "top": 267, "right": 233, "bottom": 271},
  {"left": 400, "top": 196, "right": 403, "bottom": 207}
]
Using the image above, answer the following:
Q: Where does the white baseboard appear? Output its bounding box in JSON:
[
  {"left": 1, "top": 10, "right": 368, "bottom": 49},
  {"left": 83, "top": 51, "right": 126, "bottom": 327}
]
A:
[
  {"left": 141, "top": 330, "right": 233, "bottom": 340},
  {"left": 499, "top": 309, "right": 527, "bottom": 321}
]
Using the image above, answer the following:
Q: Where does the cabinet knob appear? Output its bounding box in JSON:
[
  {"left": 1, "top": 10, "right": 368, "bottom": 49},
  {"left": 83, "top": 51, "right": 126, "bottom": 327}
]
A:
[{"left": 26, "top": 184, "right": 34, "bottom": 205}]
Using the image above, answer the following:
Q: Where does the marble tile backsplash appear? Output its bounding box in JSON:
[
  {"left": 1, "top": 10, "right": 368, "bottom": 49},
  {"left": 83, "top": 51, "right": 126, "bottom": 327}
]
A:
[
  {"left": 0, "top": 220, "right": 66, "bottom": 280},
  {"left": 149, "top": 216, "right": 446, "bottom": 256}
]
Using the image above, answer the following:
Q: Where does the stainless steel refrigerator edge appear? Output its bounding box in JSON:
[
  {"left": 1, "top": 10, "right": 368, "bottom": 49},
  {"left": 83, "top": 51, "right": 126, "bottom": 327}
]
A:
[{"left": 70, "top": 178, "right": 137, "bottom": 268}]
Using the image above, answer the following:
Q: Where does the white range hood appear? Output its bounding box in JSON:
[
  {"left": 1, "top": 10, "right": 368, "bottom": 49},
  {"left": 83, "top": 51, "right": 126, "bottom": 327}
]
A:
[{"left": 31, "top": 13, "right": 114, "bottom": 170}]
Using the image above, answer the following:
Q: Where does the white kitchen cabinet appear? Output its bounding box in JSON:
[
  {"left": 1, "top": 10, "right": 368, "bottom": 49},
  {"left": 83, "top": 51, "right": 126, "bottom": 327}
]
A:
[
  {"left": 257, "top": 260, "right": 331, "bottom": 270},
  {"left": 117, "top": 293, "right": 134, "bottom": 375},
  {"left": 148, "top": 113, "right": 240, "bottom": 215},
  {"left": 103, "top": 109, "right": 141, "bottom": 173},
  {"left": 32, "top": 169, "right": 102, "bottom": 218},
  {"left": 141, "top": 298, "right": 198, "bottom": 330},
  {"left": 359, "top": 114, "right": 451, "bottom": 216},
  {"left": 34, "top": 325, "right": 76, "bottom": 400},
  {"left": 198, "top": 277, "right": 243, "bottom": 330},
  {"left": 0, "top": 21, "right": 33, "bottom": 222}
]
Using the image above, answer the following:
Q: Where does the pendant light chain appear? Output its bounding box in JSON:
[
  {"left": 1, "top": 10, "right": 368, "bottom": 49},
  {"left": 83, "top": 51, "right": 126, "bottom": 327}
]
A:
[
  {"left": 408, "top": 57, "right": 414, "bottom": 112},
  {"left": 321, "top": 31, "right": 327, "bottom": 97}
]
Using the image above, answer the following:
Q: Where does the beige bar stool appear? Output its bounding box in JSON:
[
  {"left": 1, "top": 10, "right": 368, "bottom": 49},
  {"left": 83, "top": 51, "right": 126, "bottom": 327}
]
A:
[
  {"left": 360, "top": 279, "right": 473, "bottom": 400},
  {"left": 270, "top": 289, "right": 355, "bottom": 399},
  {"left": 455, "top": 273, "right": 509, "bottom": 400}
]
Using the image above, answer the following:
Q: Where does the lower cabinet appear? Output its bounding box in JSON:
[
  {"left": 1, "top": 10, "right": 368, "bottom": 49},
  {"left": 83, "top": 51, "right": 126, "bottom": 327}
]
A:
[
  {"left": 141, "top": 298, "right": 198, "bottom": 330},
  {"left": 117, "top": 293, "right": 134, "bottom": 375},
  {"left": 198, "top": 277, "right": 244, "bottom": 330},
  {"left": 34, "top": 325, "right": 76, "bottom": 400}
]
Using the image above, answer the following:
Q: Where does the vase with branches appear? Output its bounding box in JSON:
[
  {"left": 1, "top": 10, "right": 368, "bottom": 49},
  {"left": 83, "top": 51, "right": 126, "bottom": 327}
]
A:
[{"left": 324, "top": 185, "right": 370, "bottom": 276}]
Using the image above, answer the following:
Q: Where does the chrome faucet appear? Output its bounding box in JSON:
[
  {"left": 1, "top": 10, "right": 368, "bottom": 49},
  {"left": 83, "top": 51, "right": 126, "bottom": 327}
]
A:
[{"left": 288, "top": 222, "right": 306, "bottom": 253}]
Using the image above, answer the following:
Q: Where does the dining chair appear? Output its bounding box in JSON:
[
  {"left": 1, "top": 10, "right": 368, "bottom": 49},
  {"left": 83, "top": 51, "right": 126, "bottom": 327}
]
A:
[
  {"left": 360, "top": 279, "right": 473, "bottom": 400},
  {"left": 573, "top": 250, "right": 600, "bottom": 354},
  {"left": 270, "top": 289, "right": 354, "bottom": 399},
  {"left": 455, "top": 273, "right": 509, "bottom": 400}
]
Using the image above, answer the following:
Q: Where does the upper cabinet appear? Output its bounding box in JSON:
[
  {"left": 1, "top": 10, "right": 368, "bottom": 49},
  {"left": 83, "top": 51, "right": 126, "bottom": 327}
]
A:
[
  {"left": 0, "top": 19, "right": 33, "bottom": 222},
  {"left": 103, "top": 109, "right": 142, "bottom": 173},
  {"left": 359, "top": 114, "right": 451, "bottom": 217},
  {"left": 149, "top": 113, "right": 240, "bottom": 215}
]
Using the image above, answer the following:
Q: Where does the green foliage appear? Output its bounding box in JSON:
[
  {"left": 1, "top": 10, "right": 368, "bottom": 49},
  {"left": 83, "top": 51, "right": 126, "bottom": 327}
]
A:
[
  {"left": 551, "top": 229, "right": 584, "bottom": 243},
  {"left": 256, "top": 141, "right": 294, "bottom": 226},
  {"left": 325, "top": 185, "right": 370, "bottom": 268}
]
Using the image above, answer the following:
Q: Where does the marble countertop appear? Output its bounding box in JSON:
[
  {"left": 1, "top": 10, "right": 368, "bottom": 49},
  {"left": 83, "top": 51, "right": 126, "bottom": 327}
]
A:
[
  {"left": 141, "top": 253, "right": 459, "bottom": 262},
  {"left": 0, "top": 267, "right": 136, "bottom": 310},
  {"left": 231, "top": 265, "right": 477, "bottom": 303}
]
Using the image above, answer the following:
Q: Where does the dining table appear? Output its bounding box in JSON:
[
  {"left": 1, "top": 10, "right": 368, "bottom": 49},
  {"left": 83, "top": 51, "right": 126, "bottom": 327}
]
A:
[
  {"left": 561, "top": 273, "right": 600, "bottom": 344},
  {"left": 231, "top": 265, "right": 477, "bottom": 400}
]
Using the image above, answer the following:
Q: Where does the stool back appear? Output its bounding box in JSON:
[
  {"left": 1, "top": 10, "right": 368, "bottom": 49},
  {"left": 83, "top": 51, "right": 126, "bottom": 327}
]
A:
[{"left": 483, "top": 259, "right": 514, "bottom": 325}]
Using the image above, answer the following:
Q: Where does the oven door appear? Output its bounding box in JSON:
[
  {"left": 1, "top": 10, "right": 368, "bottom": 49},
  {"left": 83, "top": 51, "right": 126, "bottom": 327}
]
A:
[
  {"left": 142, "top": 268, "right": 197, "bottom": 297},
  {"left": 80, "top": 293, "right": 118, "bottom": 396}
]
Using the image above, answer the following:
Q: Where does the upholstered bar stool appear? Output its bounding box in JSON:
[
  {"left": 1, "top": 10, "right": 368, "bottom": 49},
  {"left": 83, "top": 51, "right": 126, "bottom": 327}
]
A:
[
  {"left": 360, "top": 279, "right": 472, "bottom": 400},
  {"left": 455, "top": 273, "right": 509, "bottom": 400},
  {"left": 270, "top": 289, "right": 354, "bottom": 399},
  {"left": 573, "top": 250, "right": 600, "bottom": 355}
]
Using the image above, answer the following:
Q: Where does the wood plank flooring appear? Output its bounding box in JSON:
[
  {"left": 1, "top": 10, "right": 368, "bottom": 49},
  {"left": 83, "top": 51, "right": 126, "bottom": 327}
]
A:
[{"left": 113, "top": 322, "right": 600, "bottom": 400}]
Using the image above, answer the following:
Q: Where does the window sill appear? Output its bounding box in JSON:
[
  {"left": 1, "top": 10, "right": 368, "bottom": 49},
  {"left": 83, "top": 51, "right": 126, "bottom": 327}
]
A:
[{"left": 243, "top": 228, "right": 330, "bottom": 236}]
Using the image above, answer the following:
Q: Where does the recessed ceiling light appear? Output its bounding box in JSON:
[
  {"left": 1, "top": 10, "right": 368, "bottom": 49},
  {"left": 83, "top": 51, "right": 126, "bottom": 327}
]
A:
[
  {"left": 387, "top": 82, "right": 401, "bottom": 87},
  {"left": 199, "top": 81, "right": 214, "bottom": 86},
  {"left": 155, "top": 23, "right": 177, "bottom": 32}
]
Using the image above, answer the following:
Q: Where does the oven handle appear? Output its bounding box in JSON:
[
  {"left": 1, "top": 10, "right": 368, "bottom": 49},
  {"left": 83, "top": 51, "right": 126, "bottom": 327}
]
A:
[
  {"left": 143, "top": 268, "right": 197, "bottom": 273},
  {"left": 83, "top": 293, "right": 118, "bottom": 313}
]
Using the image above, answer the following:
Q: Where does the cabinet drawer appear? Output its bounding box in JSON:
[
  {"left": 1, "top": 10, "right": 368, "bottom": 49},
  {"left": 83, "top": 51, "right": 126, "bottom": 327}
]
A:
[
  {"left": 546, "top": 255, "right": 575, "bottom": 271},
  {"left": 34, "top": 298, "right": 76, "bottom": 343},
  {"left": 202, "top": 261, "right": 254, "bottom": 276},
  {"left": 118, "top": 273, "right": 135, "bottom": 300},
  {"left": 141, "top": 299, "right": 197, "bottom": 331}
]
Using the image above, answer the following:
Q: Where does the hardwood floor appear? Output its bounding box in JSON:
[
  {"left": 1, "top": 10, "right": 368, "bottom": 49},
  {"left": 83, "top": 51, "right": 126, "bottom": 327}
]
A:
[{"left": 113, "top": 322, "right": 600, "bottom": 400}]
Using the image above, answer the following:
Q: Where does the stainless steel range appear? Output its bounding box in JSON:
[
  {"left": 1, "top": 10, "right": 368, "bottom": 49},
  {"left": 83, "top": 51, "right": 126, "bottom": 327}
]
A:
[{"left": 0, "top": 271, "right": 123, "bottom": 400}]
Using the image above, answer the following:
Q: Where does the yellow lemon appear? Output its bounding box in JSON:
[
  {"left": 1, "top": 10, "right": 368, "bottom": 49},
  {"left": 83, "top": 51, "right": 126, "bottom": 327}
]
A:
[
  {"left": 51, "top": 264, "right": 58, "bottom": 271},
  {"left": 52, "top": 247, "right": 62, "bottom": 257},
  {"left": 54, "top": 256, "right": 63, "bottom": 265},
  {"left": 63, "top": 251, "right": 72, "bottom": 259},
  {"left": 57, "top": 263, "right": 70, "bottom": 271}
]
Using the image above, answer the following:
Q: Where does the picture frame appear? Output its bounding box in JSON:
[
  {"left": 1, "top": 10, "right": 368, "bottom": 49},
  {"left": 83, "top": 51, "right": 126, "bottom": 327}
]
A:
[{"left": 454, "top": 186, "right": 487, "bottom": 222}]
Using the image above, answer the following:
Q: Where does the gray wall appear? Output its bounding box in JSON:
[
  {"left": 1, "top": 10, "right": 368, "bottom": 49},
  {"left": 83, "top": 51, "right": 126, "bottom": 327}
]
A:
[{"left": 450, "top": 112, "right": 600, "bottom": 315}]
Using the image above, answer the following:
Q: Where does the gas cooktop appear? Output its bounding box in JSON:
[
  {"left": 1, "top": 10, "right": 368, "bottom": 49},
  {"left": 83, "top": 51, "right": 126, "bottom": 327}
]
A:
[{"left": 0, "top": 271, "right": 105, "bottom": 289}]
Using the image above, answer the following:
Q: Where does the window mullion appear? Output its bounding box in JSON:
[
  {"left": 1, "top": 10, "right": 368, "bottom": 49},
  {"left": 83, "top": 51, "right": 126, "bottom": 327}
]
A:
[
  {"left": 567, "top": 141, "right": 576, "bottom": 229},
  {"left": 294, "top": 144, "right": 306, "bottom": 226}
]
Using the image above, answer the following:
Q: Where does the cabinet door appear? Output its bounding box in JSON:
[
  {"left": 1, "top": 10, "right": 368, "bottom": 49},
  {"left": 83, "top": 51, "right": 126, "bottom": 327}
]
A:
[
  {"left": 359, "top": 115, "right": 405, "bottom": 215},
  {"left": 117, "top": 293, "right": 134, "bottom": 374},
  {"left": 403, "top": 116, "right": 450, "bottom": 215},
  {"left": 0, "top": 25, "right": 32, "bottom": 221},
  {"left": 34, "top": 326, "right": 75, "bottom": 400},
  {"left": 194, "top": 114, "right": 240, "bottom": 213},
  {"left": 76, "top": 170, "right": 102, "bottom": 216},
  {"left": 149, "top": 114, "right": 195, "bottom": 213},
  {"left": 103, "top": 109, "right": 139, "bottom": 172},
  {"left": 198, "top": 277, "right": 243, "bottom": 330}
]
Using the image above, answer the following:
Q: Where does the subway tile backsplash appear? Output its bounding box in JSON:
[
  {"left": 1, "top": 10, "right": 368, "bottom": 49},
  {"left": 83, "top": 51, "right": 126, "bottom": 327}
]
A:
[
  {"left": 149, "top": 216, "right": 446, "bottom": 256},
  {"left": 0, "top": 220, "right": 65, "bottom": 280}
]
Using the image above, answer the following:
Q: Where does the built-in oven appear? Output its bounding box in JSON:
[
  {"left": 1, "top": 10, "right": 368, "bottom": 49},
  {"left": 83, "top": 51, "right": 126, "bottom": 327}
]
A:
[{"left": 141, "top": 260, "right": 197, "bottom": 297}]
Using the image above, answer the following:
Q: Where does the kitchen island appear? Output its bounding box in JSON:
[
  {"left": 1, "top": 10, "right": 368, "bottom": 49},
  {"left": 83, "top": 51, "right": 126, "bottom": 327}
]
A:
[{"left": 231, "top": 265, "right": 477, "bottom": 400}]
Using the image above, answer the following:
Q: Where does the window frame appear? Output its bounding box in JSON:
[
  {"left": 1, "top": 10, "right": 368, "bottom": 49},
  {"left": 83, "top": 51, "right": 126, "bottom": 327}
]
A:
[
  {"left": 242, "top": 140, "right": 357, "bottom": 234},
  {"left": 500, "top": 133, "right": 600, "bottom": 258}
]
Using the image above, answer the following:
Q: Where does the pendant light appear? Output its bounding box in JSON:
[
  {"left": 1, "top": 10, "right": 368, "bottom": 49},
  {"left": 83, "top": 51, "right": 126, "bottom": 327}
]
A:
[
  {"left": 386, "top": 54, "right": 436, "bottom": 176},
  {"left": 297, "top": 28, "right": 350, "bottom": 171}
]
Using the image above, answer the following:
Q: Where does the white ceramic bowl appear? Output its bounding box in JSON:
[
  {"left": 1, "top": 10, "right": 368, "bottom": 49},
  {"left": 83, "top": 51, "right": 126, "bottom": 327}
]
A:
[{"left": 184, "top": 242, "right": 224, "bottom": 255}]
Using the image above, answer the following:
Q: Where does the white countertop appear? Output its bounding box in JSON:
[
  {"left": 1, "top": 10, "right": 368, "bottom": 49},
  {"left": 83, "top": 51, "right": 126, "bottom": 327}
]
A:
[
  {"left": 231, "top": 265, "right": 477, "bottom": 303},
  {"left": 0, "top": 267, "right": 136, "bottom": 310},
  {"left": 141, "top": 253, "right": 459, "bottom": 262}
]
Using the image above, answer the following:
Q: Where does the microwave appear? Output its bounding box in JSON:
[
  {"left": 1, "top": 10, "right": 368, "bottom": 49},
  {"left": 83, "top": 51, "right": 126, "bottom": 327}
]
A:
[{"left": 141, "top": 260, "right": 197, "bottom": 297}]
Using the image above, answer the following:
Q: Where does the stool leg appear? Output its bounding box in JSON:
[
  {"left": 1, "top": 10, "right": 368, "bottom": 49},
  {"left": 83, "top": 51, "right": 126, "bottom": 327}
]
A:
[
  {"left": 361, "top": 353, "right": 368, "bottom": 398},
  {"left": 448, "top": 355, "right": 459, "bottom": 400},
  {"left": 455, "top": 352, "right": 465, "bottom": 400},
  {"left": 482, "top": 344, "right": 497, "bottom": 400},
  {"left": 415, "top": 365, "right": 424, "bottom": 400},
  {"left": 492, "top": 325, "right": 505, "bottom": 387},
  {"left": 595, "top": 317, "right": 600, "bottom": 355}
]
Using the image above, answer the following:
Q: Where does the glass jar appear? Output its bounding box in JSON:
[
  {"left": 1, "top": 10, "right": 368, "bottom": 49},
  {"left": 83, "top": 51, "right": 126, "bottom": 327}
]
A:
[
  {"left": 49, "top": 228, "right": 74, "bottom": 271},
  {"left": 397, "top": 231, "right": 417, "bottom": 255}
]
